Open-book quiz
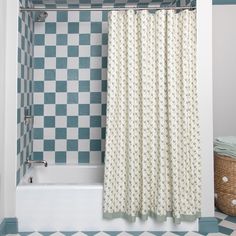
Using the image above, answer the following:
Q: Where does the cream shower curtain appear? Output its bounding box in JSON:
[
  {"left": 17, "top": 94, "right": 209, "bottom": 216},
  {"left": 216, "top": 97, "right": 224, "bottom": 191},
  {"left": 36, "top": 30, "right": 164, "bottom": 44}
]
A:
[{"left": 103, "top": 9, "right": 200, "bottom": 224}]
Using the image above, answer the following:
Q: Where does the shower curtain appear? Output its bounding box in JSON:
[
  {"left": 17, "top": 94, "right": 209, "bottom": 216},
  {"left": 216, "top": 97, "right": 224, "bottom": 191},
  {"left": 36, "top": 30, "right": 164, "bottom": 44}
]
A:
[{"left": 103, "top": 9, "right": 200, "bottom": 224}]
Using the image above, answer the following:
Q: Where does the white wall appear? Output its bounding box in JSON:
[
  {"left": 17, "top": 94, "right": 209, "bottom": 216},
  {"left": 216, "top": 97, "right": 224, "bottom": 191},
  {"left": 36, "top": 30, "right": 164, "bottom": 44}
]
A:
[
  {"left": 0, "top": 0, "right": 19, "bottom": 219},
  {"left": 197, "top": 0, "right": 214, "bottom": 217},
  {"left": 0, "top": 0, "right": 6, "bottom": 223},
  {"left": 213, "top": 5, "right": 236, "bottom": 137}
]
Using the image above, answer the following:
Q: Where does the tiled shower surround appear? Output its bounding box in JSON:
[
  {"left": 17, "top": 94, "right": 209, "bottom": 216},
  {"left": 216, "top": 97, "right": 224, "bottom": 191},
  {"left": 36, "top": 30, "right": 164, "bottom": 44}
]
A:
[
  {"left": 33, "top": 11, "right": 108, "bottom": 164},
  {"left": 17, "top": 0, "right": 34, "bottom": 183}
]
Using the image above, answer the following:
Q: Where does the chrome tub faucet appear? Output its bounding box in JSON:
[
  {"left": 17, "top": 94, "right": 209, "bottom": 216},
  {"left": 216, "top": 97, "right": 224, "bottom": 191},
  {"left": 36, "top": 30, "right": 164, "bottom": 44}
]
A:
[{"left": 25, "top": 159, "right": 48, "bottom": 167}]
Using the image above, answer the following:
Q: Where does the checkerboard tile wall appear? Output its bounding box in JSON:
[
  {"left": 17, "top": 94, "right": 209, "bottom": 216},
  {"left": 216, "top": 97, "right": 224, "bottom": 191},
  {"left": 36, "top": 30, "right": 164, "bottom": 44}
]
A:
[
  {"left": 33, "top": 10, "right": 108, "bottom": 164},
  {"left": 17, "top": 0, "right": 34, "bottom": 184}
]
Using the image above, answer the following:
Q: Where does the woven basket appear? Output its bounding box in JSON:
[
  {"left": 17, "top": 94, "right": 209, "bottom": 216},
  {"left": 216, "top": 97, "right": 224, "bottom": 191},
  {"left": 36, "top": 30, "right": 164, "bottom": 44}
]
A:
[{"left": 214, "top": 153, "right": 236, "bottom": 216}]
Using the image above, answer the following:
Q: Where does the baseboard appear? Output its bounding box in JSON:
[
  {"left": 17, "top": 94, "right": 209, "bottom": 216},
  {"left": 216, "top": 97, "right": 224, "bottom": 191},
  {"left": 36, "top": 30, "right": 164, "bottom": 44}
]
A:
[
  {"left": 199, "top": 217, "right": 219, "bottom": 234},
  {"left": 0, "top": 218, "right": 18, "bottom": 235},
  {"left": 213, "top": 0, "right": 236, "bottom": 4}
]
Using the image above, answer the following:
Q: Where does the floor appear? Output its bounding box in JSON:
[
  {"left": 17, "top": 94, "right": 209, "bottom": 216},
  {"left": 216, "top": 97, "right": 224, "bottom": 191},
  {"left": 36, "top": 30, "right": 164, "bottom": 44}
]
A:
[{"left": 6, "top": 210, "right": 236, "bottom": 236}]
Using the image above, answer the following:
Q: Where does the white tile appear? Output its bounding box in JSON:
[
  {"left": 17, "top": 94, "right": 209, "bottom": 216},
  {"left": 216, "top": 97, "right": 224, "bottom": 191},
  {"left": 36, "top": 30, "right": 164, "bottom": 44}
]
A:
[
  {"left": 44, "top": 81, "right": 56, "bottom": 93},
  {"left": 56, "top": 22, "right": 69, "bottom": 34},
  {"left": 55, "top": 116, "right": 67, "bottom": 127},
  {"left": 184, "top": 232, "right": 203, "bottom": 236},
  {"left": 34, "top": 70, "right": 45, "bottom": 81},
  {"left": 220, "top": 220, "right": 236, "bottom": 230},
  {"left": 90, "top": 151, "right": 102, "bottom": 164},
  {"left": 215, "top": 211, "right": 228, "bottom": 220},
  {"left": 71, "top": 232, "right": 88, "bottom": 236},
  {"left": 56, "top": 69, "right": 67, "bottom": 81},
  {"left": 230, "top": 231, "right": 236, "bottom": 236},
  {"left": 67, "top": 81, "right": 79, "bottom": 92},
  {"left": 55, "top": 140, "right": 67, "bottom": 151},
  {"left": 56, "top": 46, "right": 68, "bottom": 57},
  {"left": 79, "top": 93, "right": 90, "bottom": 103},
  {"left": 68, "top": 34, "right": 79, "bottom": 45},
  {"left": 78, "top": 140, "right": 90, "bottom": 151},
  {"left": 162, "top": 232, "right": 179, "bottom": 236},
  {"left": 79, "top": 69, "right": 90, "bottom": 80},
  {"left": 33, "top": 140, "right": 43, "bottom": 151},
  {"left": 91, "top": 34, "right": 102, "bottom": 45},
  {"left": 68, "top": 12, "right": 80, "bottom": 22},
  {"left": 34, "top": 23, "right": 45, "bottom": 34},
  {"left": 68, "top": 58, "right": 79, "bottom": 69},
  {"left": 44, "top": 128, "right": 56, "bottom": 139},
  {"left": 44, "top": 57, "right": 56, "bottom": 69},
  {"left": 67, "top": 128, "right": 79, "bottom": 139},
  {"left": 139, "top": 233, "right": 155, "bottom": 236},
  {"left": 79, "top": 46, "right": 91, "bottom": 57},
  {"left": 90, "top": 128, "right": 101, "bottom": 139},
  {"left": 34, "top": 116, "right": 44, "bottom": 128},
  {"left": 50, "top": 231, "right": 65, "bottom": 236},
  {"left": 44, "top": 104, "right": 56, "bottom": 116},
  {"left": 67, "top": 151, "right": 79, "bottom": 164},
  {"left": 34, "top": 46, "right": 45, "bottom": 57},
  {"left": 44, "top": 151, "right": 56, "bottom": 164},
  {"left": 102, "top": 22, "right": 108, "bottom": 33},
  {"left": 56, "top": 93, "right": 67, "bottom": 104},
  {"left": 67, "top": 104, "right": 79, "bottom": 116},
  {"left": 91, "top": 11, "right": 102, "bottom": 22},
  {"left": 94, "top": 232, "right": 110, "bottom": 236},
  {"left": 28, "top": 232, "right": 44, "bottom": 236},
  {"left": 45, "top": 34, "right": 57, "bottom": 45},
  {"left": 90, "top": 104, "right": 101, "bottom": 115},
  {"left": 46, "top": 11, "right": 57, "bottom": 22},
  {"left": 79, "top": 22, "right": 91, "bottom": 34},
  {"left": 34, "top": 93, "right": 44, "bottom": 104},
  {"left": 208, "top": 233, "right": 229, "bottom": 236},
  {"left": 90, "top": 81, "right": 102, "bottom": 92},
  {"left": 117, "top": 232, "right": 133, "bottom": 236}
]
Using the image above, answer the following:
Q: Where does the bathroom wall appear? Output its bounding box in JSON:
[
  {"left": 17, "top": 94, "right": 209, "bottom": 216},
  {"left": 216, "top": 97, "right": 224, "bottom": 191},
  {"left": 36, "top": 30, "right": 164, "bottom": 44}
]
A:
[
  {"left": 33, "top": 11, "right": 108, "bottom": 164},
  {"left": 0, "top": 0, "right": 6, "bottom": 222},
  {"left": 213, "top": 5, "right": 236, "bottom": 137},
  {"left": 17, "top": 0, "right": 34, "bottom": 183}
]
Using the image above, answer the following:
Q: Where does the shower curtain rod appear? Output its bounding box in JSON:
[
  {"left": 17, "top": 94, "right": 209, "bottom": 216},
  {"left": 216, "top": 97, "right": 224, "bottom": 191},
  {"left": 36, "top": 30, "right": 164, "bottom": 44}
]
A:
[{"left": 20, "top": 6, "right": 196, "bottom": 12}]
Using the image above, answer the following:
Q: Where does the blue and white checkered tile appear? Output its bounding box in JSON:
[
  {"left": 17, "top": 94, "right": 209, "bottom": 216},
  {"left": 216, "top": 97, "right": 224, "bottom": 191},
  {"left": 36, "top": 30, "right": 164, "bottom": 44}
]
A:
[
  {"left": 33, "top": 10, "right": 107, "bottom": 165},
  {"left": 17, "top": 0, "right": 34, "bottom": 184}
]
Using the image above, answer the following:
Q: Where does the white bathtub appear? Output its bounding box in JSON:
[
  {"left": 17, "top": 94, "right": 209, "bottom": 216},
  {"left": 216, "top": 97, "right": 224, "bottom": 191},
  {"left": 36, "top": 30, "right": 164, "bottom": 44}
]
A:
[{"left": 16, "top": 165, "right": 198, "bottom": 232}]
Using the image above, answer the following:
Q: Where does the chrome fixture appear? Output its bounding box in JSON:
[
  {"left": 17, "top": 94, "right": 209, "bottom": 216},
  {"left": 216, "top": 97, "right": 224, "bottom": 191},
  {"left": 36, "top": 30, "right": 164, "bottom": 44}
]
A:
[
  {"left": 25, "top": 159, "right": 48, "bottom": 167},
  {"left": 24, "top": 107, "right": 34, "bottom": 125},
  {"left": 36, "top": 11, "right": 48, "bottom": 22}
]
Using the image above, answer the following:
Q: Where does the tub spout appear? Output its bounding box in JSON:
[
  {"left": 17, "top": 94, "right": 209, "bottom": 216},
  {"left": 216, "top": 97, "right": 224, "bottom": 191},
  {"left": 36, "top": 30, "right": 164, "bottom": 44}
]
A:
[{"left": 25, "top": 159, "right": 48, "bottom": 167}]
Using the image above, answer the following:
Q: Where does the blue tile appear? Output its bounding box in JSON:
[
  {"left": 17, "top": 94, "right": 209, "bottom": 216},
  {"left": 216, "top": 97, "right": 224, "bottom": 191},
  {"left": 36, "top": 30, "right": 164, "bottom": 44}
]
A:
[
  {"left": 34, "top": 105, "right": 44, "bottom": 116},
  {"left": 44, "top": 116, "right": 55, "bottom": 127},
  {"left": 102, "top": 80, "right": 107, "bottom": 92},
  {"left": 34, "top": 128, "right": 43, "bottom": 139},
  {"left": 34, "top": 152, "right": 43, "bottom": 161},
  {"left": 78, "top": 152, "right": 90, "bottom": 163},
  {"left": 225, "top": 216, "right": 236, "bottom": 223},
  {"left": 67, "top": 140, "right": 78, "bottom": 151},
  {"left": 79, "top": 128, "right": 90, "bottom": 139},
  {"left": 91, "top": 45, "right": 102, "bottom": 57},
  {"left": 79, "top": 57, "right": 90, "bottom": 69},
  {"left": 79, "top": 81, "right": 90, "bottom": 92},
  {"left": 45, "top": 69, "right": 56, "bottom": 80},
  {"left": 44, "top": 93, "right": 55, "bottom": 104},
  {"left": 68, "top": 69, "right": 78, "bottom": 80},
  {"left": 68, "top": 46, "right": 79, "bottom": 57},
  {"left": 80, "top": 11, "right": 90, "bottom": 21},
  {"left": 90, "top": 116, "right": 101, "bottom": 127},
  {"left": 56, "top": 128, "right": 67, "bottom": 139},
  {"left": 45, "top": 46, "right": 56, "bottom": 57},
  {"left": 34, "top": 81, "right": 44, "bottom": 92},
  {"left": 34, "top": 58, "right": 44, "bottom": 69},
  {"left": 79, "top": 34, "right": 90, "bottom": 45},
  {"left": 56, "top": 34, "right": 68, "bottom": 45},
  {"left": 102, "top": 104, "right": 106, "bottom": 115},
  {"left": 102, "top": 34, "right": 108, "bottom": 45},
  {"left": 68, "top": 23, "right": 79, "bottom": 33},
  {"left": 55, "top": 152, "right": 66, "bottom": 163},
  {"left": 102, "top": 57, "right": 107, "bottom": 68},
  {"left": 102, "top": 11, "right": 108, "bottom": 21},
  {"left": 45, "top": 23, "right": 56, "bottom": 34},
  {"left": 57, "top": 11, "right": 68, "bottom": 22},
  {"left": 79, "top": 104, "right": 90, "bottom": 116},
  {"left": 56, "top": 58, "right": 67, "bottom": 69},
  {"left": 67, "top": 116, "right": 78, "bottom": 127},
  {"left": 35, "top": 34, "right": 45, "bottom": 45},
  {"left": 56, "top": 104, "right": 67, "bottom": 116},
  {"left": 102, "top": 127, "right": 106, "bottom": 139},
  {"left": 44, "top": 140, "right": 55, "bottom": 151},
  {"left": 91, "top": 22, "right": 102, "bottom": 33},
  {"left": 90, "top": 92, "right": 101, "bottom": 103},
  {"left": 56, "top": 81, "right": 67, "bottom": 92},
  {"left": 218, "top": 225, "right": 233, "bottom": 235},
  {"left": 90, "top": 140, "right": 101, "bottom": 151},
  {"left": 67, "top": 93, "right": 78, "bottom": 104}
]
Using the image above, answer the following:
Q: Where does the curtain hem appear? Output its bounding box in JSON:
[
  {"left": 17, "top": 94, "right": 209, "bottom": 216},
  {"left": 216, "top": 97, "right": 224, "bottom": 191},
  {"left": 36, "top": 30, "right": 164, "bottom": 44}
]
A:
[{"left": 103, "top": 211, "right": 201, "bottom": 224}]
